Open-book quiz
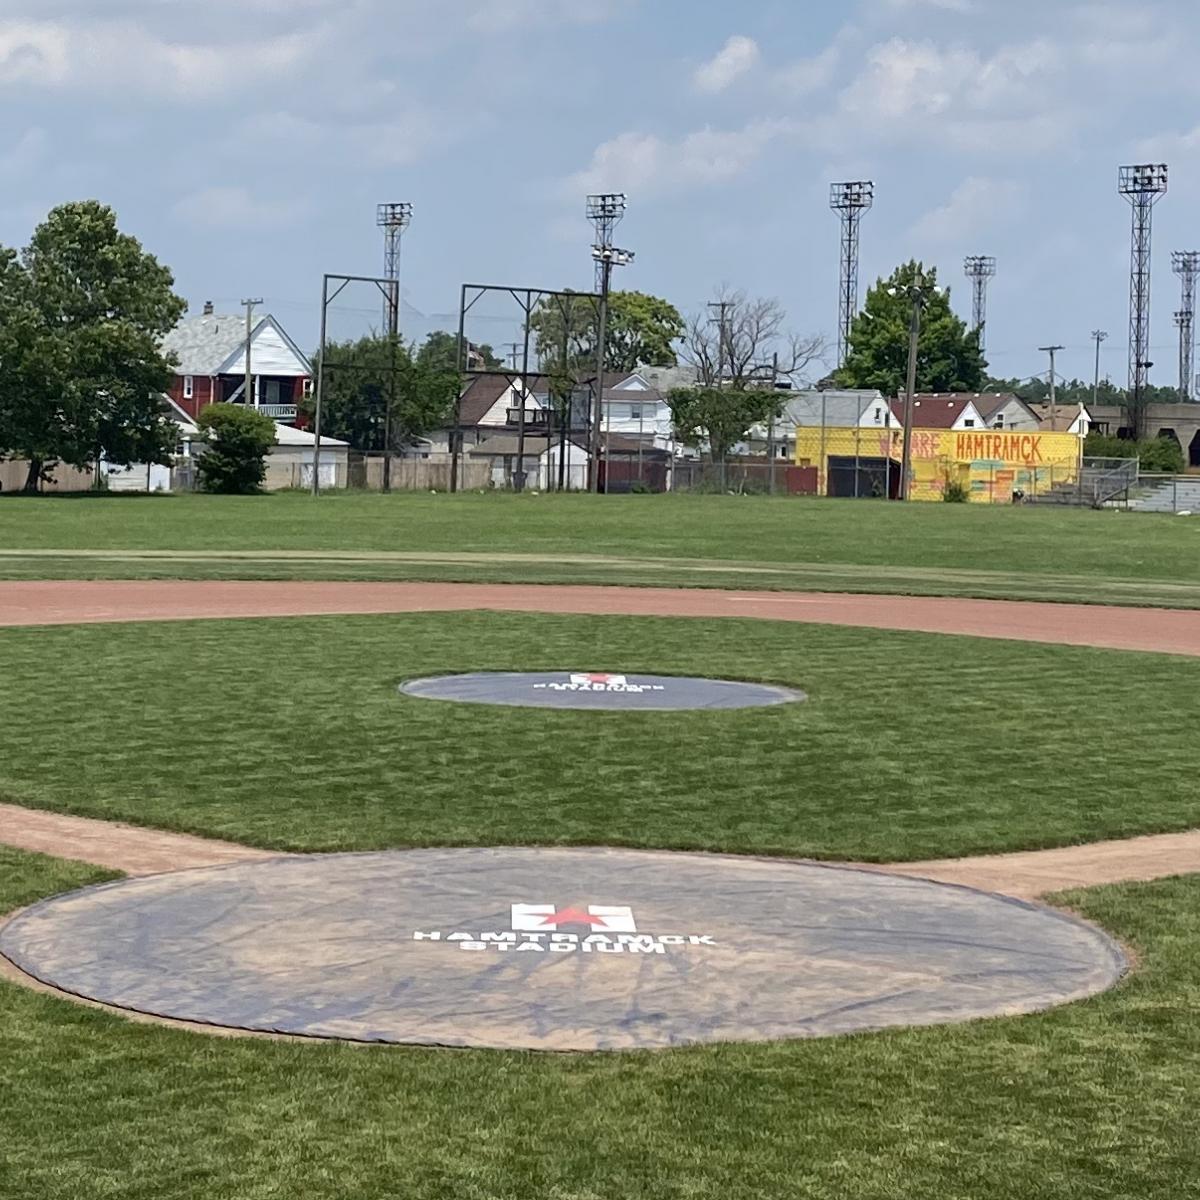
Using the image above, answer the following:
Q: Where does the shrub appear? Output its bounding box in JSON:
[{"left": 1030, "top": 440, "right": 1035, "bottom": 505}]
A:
[
  {"left": 1084, "top": 431, "right": 1184, "bottom": 474},
  {"left": 942, "top": 475, "right": 970, "bottom": 503},
  {"left": 195, "top": 405, "right": 277, "bottom": 495}
]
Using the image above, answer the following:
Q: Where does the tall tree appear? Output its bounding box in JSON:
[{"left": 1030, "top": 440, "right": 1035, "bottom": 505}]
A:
[
  {"left": 666, "top": 386, "right": 786, "bottom": 464},
  {"left": 528, "top": 290, "right": 684, "bottom": 374},
  {"left": 679, "top": 287, "right": 826, "bottom": 388},
  {"left": 416, "top": 331, "right": 502, "bottom": 374},
  {"left": 0, "top": 201, "right": 185, "bottom": 492},
  {"left": 305, "top": 335, "right": 457, "bottom": 451},
  {"left": 837, "top": 261, "right": 986, "bottom": 397}
]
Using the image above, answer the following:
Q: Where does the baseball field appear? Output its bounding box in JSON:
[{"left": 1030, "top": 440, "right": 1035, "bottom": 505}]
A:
[{"left": 1, "top": 493, "right": 1198, "bottom": 1199}]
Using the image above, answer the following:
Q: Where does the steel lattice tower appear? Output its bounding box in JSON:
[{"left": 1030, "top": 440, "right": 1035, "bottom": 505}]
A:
[
  {"left": 829, "top": 181, "right": 874, "bottom": 367},
  {"left": 376, "top": 202, "right": 413, "bottom": 332},
  {"left": 1119, "top": 165, "right": 1168, "bottom": 419},
  {"left": 1172, "top": 250, "right": 1200, "bottom": 401},
  {"left": 963, "top": 256, "right": 996, "bottom": 353},
  {"left": 587, "top": 193, "right": 626, "bottom": 291}
]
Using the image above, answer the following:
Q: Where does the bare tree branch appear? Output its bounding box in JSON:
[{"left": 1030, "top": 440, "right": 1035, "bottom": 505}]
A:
[{"left": 679, "top": 287, "right": 828, "bottom": 390}]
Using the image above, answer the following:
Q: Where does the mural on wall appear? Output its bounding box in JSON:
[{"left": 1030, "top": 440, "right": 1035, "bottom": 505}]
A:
[{"left": 794, "top": 428, "right": 1084, "bottom": 502}]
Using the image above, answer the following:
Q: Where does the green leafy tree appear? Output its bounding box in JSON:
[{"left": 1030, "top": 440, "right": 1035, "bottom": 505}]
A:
[
  {"left": 0, "top": 202, "right": 185, "bottom": 492},
  {"left": 528, "top": 290, "right": 684, "bottom": 374},
  {"left": 195, "top": 404, "right": 276, "bottom": 494},
  {"left": 838, "top": 261, "right": 986, "bottom": 396},
  {"left": 1084, "top": 431, "right": 1185, "bottom": 473},
  {"left": 304, "top": 336, "right": 457, "bottom": 451},
  {"left": 416, "top": 331, "right": 501, "bottom": 374},
  {"left": 666, "top": 386, "right": 785, "bottom": 463}
]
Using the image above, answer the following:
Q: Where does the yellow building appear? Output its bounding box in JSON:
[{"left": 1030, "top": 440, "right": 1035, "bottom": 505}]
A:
[{"left": 793, "top": 426, "right": 1084, "bottom": 502}]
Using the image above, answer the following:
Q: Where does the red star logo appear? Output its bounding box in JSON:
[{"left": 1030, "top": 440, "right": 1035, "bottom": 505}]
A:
[
  {"left": 586, "top": 674, "right": 612, "bottom": 683},
  {"left": 536, "top": 906, "right": 610, "bottom": 928}
]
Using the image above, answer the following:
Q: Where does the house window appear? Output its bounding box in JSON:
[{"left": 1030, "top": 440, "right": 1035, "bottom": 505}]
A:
[
  {"left": 303, "top": 379, "right": 314, "bottom": 397},
  {"left": 183, "top": 375, "right": 194, "bottom": 400},
  {"left": 963, "top": 418, "right": 975, "bottom": 428},
  {"left": 629, "top": 405, "right": 643, "bottom": 421},
  {"left": 874, "top": 406, "right": 882, "bottom": 423},
  {"left": 993, "top": 414, "right": 1004, "bottom": 428}
]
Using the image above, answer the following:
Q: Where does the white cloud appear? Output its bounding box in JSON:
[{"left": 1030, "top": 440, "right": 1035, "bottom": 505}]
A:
[
  {"left": 693, "top": 35, "right": 760, "bottom": 94},
  {"left": 173, "top": 187, "right": 310, "bottom": 231},
  {"left": 909, "top": 176, "right": 1028, "bottom": 244},
  {"left": 831, "top": 36, "right": 1071, "bottom": 152},
  {"left": 0, "top": 18, "right": 316, "bottom": 99},
  {"left": 569, "top": 120, "right": 791, "bottom": 196}
]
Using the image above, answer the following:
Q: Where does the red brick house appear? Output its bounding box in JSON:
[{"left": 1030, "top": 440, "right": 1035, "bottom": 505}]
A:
[{"left": 162, "top": 301, "right": 312, "bottom": 423}]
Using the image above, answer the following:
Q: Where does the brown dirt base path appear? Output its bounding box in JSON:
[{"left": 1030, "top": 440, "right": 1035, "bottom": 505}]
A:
[
  {"left": 2, "top": 578, "right": 1200, "bottom": 901},
  {"left": 3, "top": 800, "right": 1200, "bottom": 901},
  {"left": 5, "top": 578, "right": 1200, "bottom": 656}
]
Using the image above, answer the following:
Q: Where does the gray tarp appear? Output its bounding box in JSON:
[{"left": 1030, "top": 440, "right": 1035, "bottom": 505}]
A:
[
  {"left": 399, "top": 672, "right": 806, "bottom": 711},
  {"left": 0, "top": 848, "right": 1125, "bottom": 1051}
]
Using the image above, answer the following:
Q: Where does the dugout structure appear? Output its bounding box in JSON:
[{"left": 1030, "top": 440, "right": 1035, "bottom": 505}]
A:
[{"left": 451, "top": 284, "right": 603, "bottom": 493}]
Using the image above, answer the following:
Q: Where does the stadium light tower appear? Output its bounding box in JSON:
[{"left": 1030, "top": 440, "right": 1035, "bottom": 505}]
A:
[
  {"left": 376, "top": 202, "right": 413, "bottom": 333},
  {"left": 963, "top": 256, "right": 997, "bottom": 353},
  {"left": 1119, "top": 164, "right": 1168, "bottom": 429},
  {"left": 829, "top": 181, "right": 874, "bottom": 367},
  {"left": 1172, "top": 250, "right": 1200, "bottom": 401}
]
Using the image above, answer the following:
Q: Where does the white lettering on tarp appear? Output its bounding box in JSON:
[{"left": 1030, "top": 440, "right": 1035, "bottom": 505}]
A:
[{"left": 413, "top": 929, "right": 717, "bottom": 954}]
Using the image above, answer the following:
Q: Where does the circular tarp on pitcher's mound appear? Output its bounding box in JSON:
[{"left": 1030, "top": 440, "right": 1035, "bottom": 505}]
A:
[
  {"left": 398, "top": 672, "right": 805, "bottom": 710},
  {"left": 0, "top": 849, "right": 1124, "bottom": 1051}
]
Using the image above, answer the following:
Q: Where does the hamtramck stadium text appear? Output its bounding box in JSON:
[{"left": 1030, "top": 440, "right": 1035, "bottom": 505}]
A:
[{"left": 412, "top": 931, "right": 717, "bottom": 954}]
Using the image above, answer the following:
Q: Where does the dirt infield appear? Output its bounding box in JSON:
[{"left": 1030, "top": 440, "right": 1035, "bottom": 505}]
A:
[
  {"left": 4, "top": 579, "right": 1200, "bottom": 656},
  {"left": 3, "top": 578, "right": 1200, "bottom": 900}
]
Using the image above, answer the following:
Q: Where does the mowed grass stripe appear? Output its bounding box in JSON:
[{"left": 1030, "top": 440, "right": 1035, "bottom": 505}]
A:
[
  {"left": 2, "top": 492, "right": 1200, "bottom": 606},
  {"left": 1, "top": 848, "right": 1198, "bottom": 1198},
  {"left": 1, "top": 611, "right": 1197, "bottom": 860}
]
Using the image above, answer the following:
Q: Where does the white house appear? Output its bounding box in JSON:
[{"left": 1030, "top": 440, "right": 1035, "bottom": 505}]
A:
[
  {"left": 976, "top": 393, "right": 1042, "bottom": 431},
  {"left": 469, "top": 433, "right": 590, "bottom": 490},
  {"left": 104, "top": 397, "right": 349, "bottom": 491}
]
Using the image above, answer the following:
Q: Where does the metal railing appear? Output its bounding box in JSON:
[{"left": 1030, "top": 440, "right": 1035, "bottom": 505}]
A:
[
  {"left": 258, "top": 403, "right": 298, "bottom": 421},
  {"left": 1128, "top": 473, "right": 1200, "bottom": 514}
]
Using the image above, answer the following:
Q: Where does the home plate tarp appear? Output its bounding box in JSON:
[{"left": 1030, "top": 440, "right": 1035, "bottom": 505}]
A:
[
  {"left": 0, "top": 849, "right": 1125, "bottom": 1052},
  {"left": 398, "top": 672, "right": 805, "bottom": 710},
  {"left": 2, "top": 844, "right": 1123, "bottom": 1051}
]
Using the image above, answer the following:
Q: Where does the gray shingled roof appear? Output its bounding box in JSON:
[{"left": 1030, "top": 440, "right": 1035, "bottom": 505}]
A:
[
  {"left": 782, "top": 390, "right": 887, "bottom": 428},
  {"left": 161, "top": 313, "right": 253, "bottom": 376}
]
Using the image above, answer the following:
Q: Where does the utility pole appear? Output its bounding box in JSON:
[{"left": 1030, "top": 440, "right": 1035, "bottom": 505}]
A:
[
  {"left": 900, "top": 293, "right": 921, "bottom": 500},
  {"left": 586, "top": 193, "right": 632, "bottom": 493},
  {"left": 708, "top": 300, "right": 732, "bottom": 385},
  {"left": 1091, "top": 330, "right": 1108, "bottom": 408},
  {"left": 1039, "top": 344, "right": 1065, "bottom": 428},
  {"left": 767, "top": 351, "right": 779, "bottom": 495},
  {"left": 241, "top": 298, "right": 262, "bottom": 409}
]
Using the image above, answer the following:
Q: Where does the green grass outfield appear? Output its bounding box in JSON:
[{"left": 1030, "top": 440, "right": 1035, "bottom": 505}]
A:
[
  {"left": 3, "top": 492, "right": 1200, "bottom": 605},
  {"left": 3, "top": 611, "right": 1199, "bottom": 860},
  {"left": 3, "top": 846, "right": 1198, "bottom": 1199}
]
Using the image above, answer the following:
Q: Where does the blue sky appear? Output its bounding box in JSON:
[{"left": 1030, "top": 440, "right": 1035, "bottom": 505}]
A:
[{"left": 3, "top": 0, "right": 1200, "bottom": 386}]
